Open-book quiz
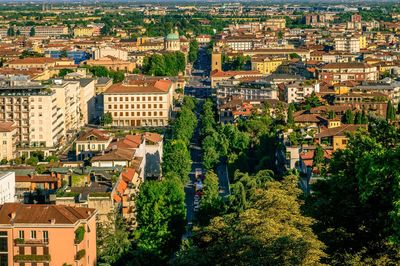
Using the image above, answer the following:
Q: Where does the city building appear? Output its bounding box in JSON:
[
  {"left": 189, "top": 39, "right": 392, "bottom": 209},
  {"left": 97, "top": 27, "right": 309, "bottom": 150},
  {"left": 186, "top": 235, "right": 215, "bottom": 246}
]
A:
[
  {"left": 0, "top": 172, "right": 15, "bottom": 204},
  {"left": 334, "top": 37, "right": 360, "bottom": 53},
  {"left": 251, "top": 55, "right": 286, "bottom": 74},
  {"left": 211, "top": 47, "right": 222, "bottom": 72},
  {"left": 92, "top": 46, "right": 129, "bottom": 61},
  {"left": 284, "top": 81, "right": 321, "bottom": 103},
  {"left": 0, "top": 122, "right": 16, "bottom": 161},
  {"left": 73, "top": 27, "right": 94, "bottom": 37},
  {"left": 318, "top": 63, "right": 379, "bottom": 85},
  {"left": 103, "top": 76, "right": 173, "bottom": 127},
  {"left": 34, "top": 26, "right": 69, "bottom": 37},
  {"left": 165, "top": 29, "right": 181, "bottom": 51},
  {"left": 75, "top": 129, "right": 113, "bottom": 160},
  {"left": 0, "top": 203, "right": 97, "bottom": 266}
]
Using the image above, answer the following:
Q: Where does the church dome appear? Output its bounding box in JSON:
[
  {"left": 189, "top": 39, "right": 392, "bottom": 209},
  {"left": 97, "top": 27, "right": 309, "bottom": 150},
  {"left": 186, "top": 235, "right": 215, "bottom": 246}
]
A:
[{"left": 166, "top": 32, "right": 179, "bottom": 41}]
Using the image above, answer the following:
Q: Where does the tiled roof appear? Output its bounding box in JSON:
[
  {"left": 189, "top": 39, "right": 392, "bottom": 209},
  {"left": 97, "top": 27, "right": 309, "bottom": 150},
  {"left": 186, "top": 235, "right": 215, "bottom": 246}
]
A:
[
  {"left": 144, "top": 132, "right": 162, "bottom": 143},
  {"left": 0, "top": 203, "right": 96, "bottom": 225},
  {"left": 77, "top": 129, "right": 111, "bottom": 142},
  {"left": 0, "top": 122, "right": 15, "bottom": 132},
  {"left": 105, "top": 79, "right": 172, "bottom": 94},
  {"left": 210, "top": 69, "right": 262, "bottom": 78},
  {"left": 16, "top": 175, "right": 58, "bottom": 183},
  {"left": 314, "top": 124, "right": 366, "bottom": 138},
  {"left": 8, "top": 57, "right": 58, "bottom": 65}
]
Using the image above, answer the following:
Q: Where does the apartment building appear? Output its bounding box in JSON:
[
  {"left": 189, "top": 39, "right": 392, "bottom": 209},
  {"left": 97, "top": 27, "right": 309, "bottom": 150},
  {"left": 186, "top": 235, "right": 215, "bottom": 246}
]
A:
[
  {"left": 0, "top": 172, "right": 15, "bottom": 204},
  {"left": 34, "top": 26, "right": 69, "bottom": 37},
  {"left": 285, "top": 81, "right": 320, "bottom": 103},
  {"left": 216, "top": 78, "right": 279, "bottom": 104},
  {"left": 0, "top": 122, "right": 16, "bottom": 161},
  {"left": 251, "top": 55, "right": 286, "bottom": 74},
  {"left": 225, "top": 36, "right": 259, "bottom": 51},
  {"left": 92, "top": 46, "right": 129, "bottom": 61},
  {"left": 104, "top": 77, "right": 173, "bottom": 127},
  {"left": 334, "top": 37, "right": 360, "bottom": 53},
  {"left": 318, "top": 62, "right": 379, "bottom": 85},
  {"left": 0, "top": 203, "right": 97, "bottom": 266},
  {"left": 210, "top": 70, "right": 264, "bottom": 88},
  {"left": 84, "top": 56, "right": 135, "bottom": 72},
  {"left": 73, "top": 27, "right": 94, "bottom": 37},
  {"left": 0, "top": 85, "right": 64, "bottom": 157},
  {"left": 75, "top": 129, "right": 113, "bottom": 160}
]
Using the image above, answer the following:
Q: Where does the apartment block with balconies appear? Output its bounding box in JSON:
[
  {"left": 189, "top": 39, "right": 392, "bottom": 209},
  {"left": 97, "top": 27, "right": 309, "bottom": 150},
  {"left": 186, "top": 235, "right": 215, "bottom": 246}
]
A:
[{"left": 0, "top": 203, "right": 97, "bottom": 266}]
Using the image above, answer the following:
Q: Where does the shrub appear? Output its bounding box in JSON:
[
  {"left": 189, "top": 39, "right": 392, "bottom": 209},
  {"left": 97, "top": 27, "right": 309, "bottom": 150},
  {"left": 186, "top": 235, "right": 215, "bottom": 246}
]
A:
[
  {"left": 14, "top": 254, "right": 51, "bottom": 262},
  {"left": 74, "top": 226, "right": 85, "bottom": 244},
  {"left": 75, "top": 249, "right": 86, "bottom": 260}
]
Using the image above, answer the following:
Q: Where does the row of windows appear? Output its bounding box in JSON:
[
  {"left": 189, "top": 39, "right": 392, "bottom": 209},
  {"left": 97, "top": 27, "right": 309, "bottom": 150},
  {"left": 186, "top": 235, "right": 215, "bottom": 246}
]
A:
[
  {"left": 108, "top": 104, "right": 163, "bottom": 109},
  {"left": 77, "top": 144, "right": 106, "bottom": 151},
  {"left": 19, "top": 230, "right": 48, "bottom": 241},
  {"left": 108, "top": 96, "right": 164, "bottom": 102},
  {"left": 114, "top": 111, "right": 164, "bottom": 117}
]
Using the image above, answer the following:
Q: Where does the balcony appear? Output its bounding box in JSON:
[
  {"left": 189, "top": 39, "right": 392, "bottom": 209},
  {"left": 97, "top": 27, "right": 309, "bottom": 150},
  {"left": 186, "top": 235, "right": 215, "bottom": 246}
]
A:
[
  {"left": 14, "top": 238, "right": 49, "bottom": 246},
  {"left": 14, "top": 254, "right": 51, "bottom": 263}
]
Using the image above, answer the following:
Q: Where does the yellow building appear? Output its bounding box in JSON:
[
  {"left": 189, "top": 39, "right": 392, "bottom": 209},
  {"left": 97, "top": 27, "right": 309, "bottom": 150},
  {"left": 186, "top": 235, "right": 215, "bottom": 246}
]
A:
[
  {"left": 211, "top": 47, "right": 222, "bottom": 71},
  {"left": 359, "top": 35, "right": 367, "bottom": 49},
  {"left": 251, "top": 55, "right": 286, "bottom": 74},
  {"left": 73, "top": 27, "right": 94, "bottom": 37},
  {"left": 315, "top": 124, "right": 366, "bottom": 151}
]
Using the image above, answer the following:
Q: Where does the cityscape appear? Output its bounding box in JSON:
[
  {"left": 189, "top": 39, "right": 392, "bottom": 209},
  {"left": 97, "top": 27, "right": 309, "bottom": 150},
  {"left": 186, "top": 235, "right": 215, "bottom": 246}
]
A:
[{"left": 0, "top": 1, "right": 399, "bottom": 265}]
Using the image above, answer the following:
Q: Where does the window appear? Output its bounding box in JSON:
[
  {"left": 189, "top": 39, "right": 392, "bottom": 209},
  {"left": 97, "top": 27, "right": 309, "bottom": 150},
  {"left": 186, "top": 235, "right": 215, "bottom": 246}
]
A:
[
  {"left": 119, "top": 97, "right": 123, "bottom": 101},
  {"left": 125, "top": 97, "right": 128, "bottom": 101},
  {"left": 108, "top": 97, "right": 112, "bottom": 101},
  {"left": 19, "top": 230, "right": 24, "bottom": 239},
  {"left": 43, "top": 231, "right": 48, "bottom": 242},
  {"left": 31, "top": 230, "right": 36, "bottom": 239}
]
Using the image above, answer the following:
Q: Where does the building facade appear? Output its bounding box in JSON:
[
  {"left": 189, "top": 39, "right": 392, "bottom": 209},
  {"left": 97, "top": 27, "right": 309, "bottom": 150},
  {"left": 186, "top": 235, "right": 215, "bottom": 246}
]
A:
[{"left": 0, "top": 203, "right": 97, "bottom": 266}]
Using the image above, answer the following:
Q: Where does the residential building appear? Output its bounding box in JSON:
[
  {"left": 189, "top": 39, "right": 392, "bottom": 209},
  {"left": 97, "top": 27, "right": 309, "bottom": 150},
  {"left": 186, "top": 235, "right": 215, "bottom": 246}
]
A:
[
  {"left": 73, "top": 27, "right": 94, "bottom": 37},
  {"left": 103, "top": 76, "right": 173, "bottom": 127},
  {"left": 75, "top": 129, "right": 113, "bottom": 160},
  {"left": 0, "top": 122, "right": 17, "bottom": 161},
  {"left": 15, "top": 174, "right": 61, "bottom": 200},
  {"left": 284, "top": 81, "right": 320, "bottom": 103},
  {"left": 314, "top": 123, "right": 366, "bottom": 151},
  {"left": 216, "top": 78, "right": 278, "bottom": 104},
  {"left": 84, "top": 56, "right": 135, "bottom": 72},
  {"left": 318, "top": 62, "right": 379, "bottom": 85},
  {"left": 210, "top": 70, "right": 264, "bottom": 88},
  {"left": 34, "top": 26, "right": 69, "bottom": 37},
  {"left": 92, "top": 46, "right": 129, "bottom": 61},
  {"left": 0, "top": 203, "right": 97, "bottom": 266},
  {"left": 334, "top": 37, "right": 360, "bottom": 53},
  {"left": 196, "top": 34, "right": 211, "bottom": 45},
  {"left": 0, "top": 172, "right": 15, "bottom": 204},
  {"left": 251, "top": 55, "right": 286, "bottom": 74}
]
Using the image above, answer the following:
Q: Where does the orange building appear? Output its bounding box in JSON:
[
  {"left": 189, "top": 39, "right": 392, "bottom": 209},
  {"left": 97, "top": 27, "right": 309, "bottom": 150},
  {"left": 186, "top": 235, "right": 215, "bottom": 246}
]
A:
[{"left": 0, "top": 203, "right": 97, "bottom": 266}]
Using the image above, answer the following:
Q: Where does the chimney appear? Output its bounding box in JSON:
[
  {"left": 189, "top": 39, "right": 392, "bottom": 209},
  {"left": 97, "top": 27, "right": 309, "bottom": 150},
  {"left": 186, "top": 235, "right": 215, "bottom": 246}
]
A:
[
  {"left": 10, "top": 212, "right": 16, "bottom": 220},
  {"left": 50, "top": 218, "right": 56, "bottom": 224}
]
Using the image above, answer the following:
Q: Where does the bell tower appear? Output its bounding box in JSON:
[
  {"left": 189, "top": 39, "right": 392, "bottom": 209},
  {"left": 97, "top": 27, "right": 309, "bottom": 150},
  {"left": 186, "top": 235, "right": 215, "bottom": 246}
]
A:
[{"left": 211, "top": 46, "right": 222, "bottom": 71}]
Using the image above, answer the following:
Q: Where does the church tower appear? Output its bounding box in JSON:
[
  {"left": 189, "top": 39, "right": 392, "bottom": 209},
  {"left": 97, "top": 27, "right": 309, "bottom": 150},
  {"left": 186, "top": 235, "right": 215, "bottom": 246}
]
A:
[{"left": 211, "top": 46, "right": 222, "bottom": 71}]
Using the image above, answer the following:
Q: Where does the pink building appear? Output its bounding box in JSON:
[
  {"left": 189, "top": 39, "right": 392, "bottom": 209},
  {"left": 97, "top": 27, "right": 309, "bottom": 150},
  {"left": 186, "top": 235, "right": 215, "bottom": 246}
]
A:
[{"left": 0, "top": 203, "right": 97, "bottom": 266}]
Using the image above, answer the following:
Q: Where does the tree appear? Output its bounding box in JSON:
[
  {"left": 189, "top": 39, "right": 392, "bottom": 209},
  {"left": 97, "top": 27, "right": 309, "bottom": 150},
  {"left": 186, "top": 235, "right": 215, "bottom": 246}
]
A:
[
  {"left": 176, "top": 175, "right": 325, "bottom": 265},
  {"left": 386, "top": 100, "right": 395, "bottom": 121},
  {"left": 35, "top": 164, "right": 46, "bottom": 174},
  {"left": 29, "top": 27, "right": 35, "bottom": 37},
  {"left": 59, "top": 69, "right": 73, "bottom": 77},
  {"left": 287, "top": 103, "right": 295, "bottom": 125},
  {"left": 361, "top": 109, "right": 368, "bottom": 124},
  {"left": 25, "top": 156, "right": 39, "bottom": 166},
  {"left": 97, "top": 214, "right": 132, "bottom": 264},
  {"left": 7, "top": 27, "right": 15, "bottom": 37},
  {"left": 100, "top": 112, "right": 113, "bottom": 126},
  {"left": 162, "top": 140, "right": 191, "bottom": 182},
  {"left": 197, "top": 171, "right": 224, "bottom": 225},
  {"left": 188, "top": 39, "right": 199, "bottom": 63},
  {"left": 343, "top": 109, "right": 355, "bottom": 124},
  {"left": 304, "top": 92, "right": 322, "bottom": 110},
  {"left": 313, "top": 144, "right": 324, "bottom": 170},
  {"left": 136, "top": 178, "right": 186, "bottom": 261},
  {"left": 306, "top": 127, "right": 400, "bottom": 264},
  {"left": 289, "top": 53, "right": 301, "bottom": 59},
  {"left": 355, "top": 111, "right": 362, "bottom": 124}
]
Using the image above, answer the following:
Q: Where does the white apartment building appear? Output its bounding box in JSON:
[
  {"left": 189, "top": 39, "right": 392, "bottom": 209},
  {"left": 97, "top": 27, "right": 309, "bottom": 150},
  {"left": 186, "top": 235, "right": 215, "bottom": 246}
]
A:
[
  {"left": 92, "top": 46, "right": 129, "bottom": 61},
  {"left": 104, "top": 77, "right": 173, "bottom": 127},
  {"left": 285, "top": 81, "right": 320, "bottom": 103},
  {"left": 0, "top": 79, "right": 94, "bottom": 157},
  {"left": 334, "top": 37, "right": 360, "bottom": 53},
  {"left": 0, "top": 172, "right": 15, "bottom": 204}
]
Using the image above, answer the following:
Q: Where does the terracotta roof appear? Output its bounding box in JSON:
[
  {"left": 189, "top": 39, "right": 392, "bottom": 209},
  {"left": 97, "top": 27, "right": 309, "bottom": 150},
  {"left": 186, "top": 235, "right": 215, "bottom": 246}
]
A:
[
  {"left": 77, "top": 129, "right": 111, "bottom": 142},
  {"left": 294, "top": 114, "right": 321, "bottom": 123},
  {"left": 321, "top": 62, "right": 373, "bottom": 69},
  {"left": 92, "top": 148, "right": 135, "bottom": 162},
  {"left": 0, "top": 122, "right": 15, "bottom": 132},
  {"left": 144, "top": 132, "right": 162, "bottom": 143},
  {"left": 315, "top": 124, "right": 366, "bottom": 138},
  {"left": 16, "top": 175, "right": 58, "bottom": 183},
  {"left": 8, "top": 57, "right": 58, "bottom": 65},
  {"left": 105, "top": 79, "right": 172, "bottom": 94},
  {"left": 0, "top": 203, "right": 95, "bottom": 225},
  {"left": 121, "top": 167, "right": 136, "bottom": 183},
  {"left": 117, "top": 180, "right": 128, "bottom": 194},
  {"left": 113, "top": 194, "right": 121, "bottom": 202},
  {"left": 210, "top": 69, "right": 262, "bottom": 78}
]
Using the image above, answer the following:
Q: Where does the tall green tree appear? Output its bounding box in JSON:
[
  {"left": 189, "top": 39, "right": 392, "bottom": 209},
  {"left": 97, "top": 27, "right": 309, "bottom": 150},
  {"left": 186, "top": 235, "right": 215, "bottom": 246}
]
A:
[
  {"left": 162, "top": 140, "right": 191, "bottom": 182},
  {"left": 386, "top": 100, "right": 396, "bottom": 121}
]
